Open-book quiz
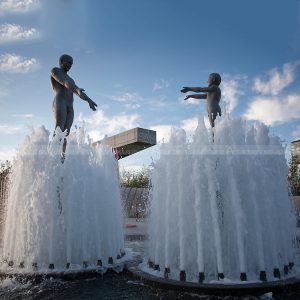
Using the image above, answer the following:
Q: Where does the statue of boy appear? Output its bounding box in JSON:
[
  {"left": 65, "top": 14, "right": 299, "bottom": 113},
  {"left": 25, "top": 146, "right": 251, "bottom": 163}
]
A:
[
  {"left": 51, "top": 54, "right": 97, "bottom": 156},
  {"left": 181, "top": 73, "right": 222, "bottom": 128}
]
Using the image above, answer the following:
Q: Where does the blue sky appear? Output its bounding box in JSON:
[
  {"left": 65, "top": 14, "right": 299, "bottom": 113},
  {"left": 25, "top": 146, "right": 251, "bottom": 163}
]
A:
[{"left": 0, "top": 0, "right": 300, "bottom": 169}]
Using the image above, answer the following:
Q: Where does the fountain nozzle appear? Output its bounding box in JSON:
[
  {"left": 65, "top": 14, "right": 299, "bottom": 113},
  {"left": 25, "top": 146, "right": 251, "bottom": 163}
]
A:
[{"left": 180, "top": 270, "right": 186, "bottom": 282}]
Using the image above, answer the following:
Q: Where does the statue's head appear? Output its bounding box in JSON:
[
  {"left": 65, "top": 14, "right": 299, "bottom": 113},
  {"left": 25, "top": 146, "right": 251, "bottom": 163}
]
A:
[
  {"left": 59, "top": 54, "right": 73, "bottom": 72},
  {"left": 208, "top": 73, "right": 221, "bottom": 86}
]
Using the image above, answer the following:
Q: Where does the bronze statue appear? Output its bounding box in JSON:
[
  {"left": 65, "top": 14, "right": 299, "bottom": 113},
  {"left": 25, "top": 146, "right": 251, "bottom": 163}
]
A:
[
  {"left": 51, "top": 54, "right": 97, "bottom": 157},
  {"left": 181, "top": 73, "right": 222, "bottom": 127}
]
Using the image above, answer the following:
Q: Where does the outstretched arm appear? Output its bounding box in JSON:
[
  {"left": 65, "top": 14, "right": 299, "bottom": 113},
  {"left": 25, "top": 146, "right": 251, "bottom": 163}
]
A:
[
  {"left": 181, "top": 86, "right": 215, "bottom": 93},
  {"left": 74, "top": 88, "right": 98, "bottom": 111},
  {"left": 184, "top": 93, "right": 207, "bottom": 101},
  {"left": 51, "top": 67, "right": 79, "bottom": 92},
  {"left": 51, "top": 68, "right": 97, "bottom": 111}
]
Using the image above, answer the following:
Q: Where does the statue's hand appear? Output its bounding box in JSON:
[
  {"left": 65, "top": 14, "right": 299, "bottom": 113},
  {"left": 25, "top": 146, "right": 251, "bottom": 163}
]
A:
[
  {"left": 181, "top": 87, "right": 190, "bottom": 93},
  {"left": 184, "top": 95, "right": 190, "bottom": 101},
  {"left": 76, "top": 88, "right": 97, "bottom": 110},
  {"left": 88, "top": 99, "right": 98, "bottom": 111}
]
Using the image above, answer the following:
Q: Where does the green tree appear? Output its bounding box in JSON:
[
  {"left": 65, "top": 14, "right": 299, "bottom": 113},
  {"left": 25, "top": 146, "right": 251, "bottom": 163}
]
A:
[
  {"left": 0, "top": 160, "right": 11, "bottom": 181},
  {"left": 120, "top": 168, "right": 150, "bottom": 188},
  {"left": 288, "top": 156, "right": 300, "bottom": 196}
]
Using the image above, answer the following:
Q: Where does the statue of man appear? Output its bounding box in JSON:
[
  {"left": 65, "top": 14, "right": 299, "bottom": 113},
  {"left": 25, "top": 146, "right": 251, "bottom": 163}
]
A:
[
  {"left": 51, "top": 54, "right": 97, "bottom": 157},
  {"left": 181, "top": 73, "right": 222, "bottom": 128}
]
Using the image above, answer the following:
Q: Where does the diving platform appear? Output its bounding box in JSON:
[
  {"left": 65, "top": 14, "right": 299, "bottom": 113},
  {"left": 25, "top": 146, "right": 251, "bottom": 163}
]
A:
[{"left": 94, "top": 127, "right": 156, "bottom": 159}]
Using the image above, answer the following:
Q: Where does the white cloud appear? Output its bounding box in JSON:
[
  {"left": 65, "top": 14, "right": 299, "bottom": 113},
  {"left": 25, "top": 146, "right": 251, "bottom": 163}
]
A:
[
  {"left": 178, "top": 95, "right": 199, "bottom": 105},
  {"left": 110, "top": 92, "right": 140, "bottom": 103},
  {"left": 125, "top": 103, "right": 140, "bottom": 109},
  {"left": 147, "top": 95, "right": 168, "bottom": 110},
  {"left": 153, "top": 79, "right": 170, "bottom": 91},
  {"left": 77, "top": 110, "right": 140, "bottom": 142},
  {"left": 253, "top": 61, "right": 299, "bottom": 96},
  {"left": 0, "top": 53, "right": 40, "bottom": 73},
  {"left": 11, "top": 113, "right": 34, "bottom": 118},
  {"left": 150, "top": 117, "right": 200, "bottom": 144},
  {"left": 109, "top": 91, "right": 141, "bottom": 109},
  {"left": 150, "top": 125, "right": 173, "bottom": 144},
  {"left": 0, "top": 147, "right": 16, "bottom": 162},
  {"left": 0, "top": 124, "right": 23, "bottom": 134},
  {"left": 86, "top": 130, "right": 102, "bottom": 142},
  {"left": 0, "top": 24, "right": 40, "bottom": 43},
  {"left": 0, "top": 0, "right": 40, "bottom": 13},
  {"left": 110, "top": 91, "right": 170, "bottom": 111},
  {"left": 221, "top": 75, "right": 246, "bottom": 113},
  {"left": 243, "top": 94, "right": 300, "bottom": 125},
  {"left": 181, "top": 117, "right": 198, "bottom": 134}
]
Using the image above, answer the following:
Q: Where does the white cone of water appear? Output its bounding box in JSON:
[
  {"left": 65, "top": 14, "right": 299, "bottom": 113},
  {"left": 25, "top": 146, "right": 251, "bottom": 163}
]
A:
[
  {"left": 1, "top": 126, "right": 124, "bottom": 271},
  {"left": 148, "top": 116, "right": 296, "bottom": 282}
]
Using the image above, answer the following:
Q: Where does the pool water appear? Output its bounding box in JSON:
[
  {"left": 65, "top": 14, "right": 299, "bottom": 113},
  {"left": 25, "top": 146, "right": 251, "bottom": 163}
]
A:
[
  {"left": 1, "top": 273, "right": 299, "bottom": 300},
  {"left": 0, "top": 241, "right": 299, "bottom": 300}
]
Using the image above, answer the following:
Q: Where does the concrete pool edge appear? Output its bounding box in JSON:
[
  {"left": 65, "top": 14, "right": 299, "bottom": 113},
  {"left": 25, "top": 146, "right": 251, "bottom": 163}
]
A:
[{"left": 125, "top": 260, "right": 300, "bottom": 296}]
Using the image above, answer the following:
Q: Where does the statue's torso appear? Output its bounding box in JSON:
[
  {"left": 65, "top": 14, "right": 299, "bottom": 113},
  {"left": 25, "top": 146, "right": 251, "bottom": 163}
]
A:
[
  {"left": 51, "top": 68, "right": 74, "bottom": 106},
  {"left": 206, "top": 85, "right": 221, "bottom": 114}
]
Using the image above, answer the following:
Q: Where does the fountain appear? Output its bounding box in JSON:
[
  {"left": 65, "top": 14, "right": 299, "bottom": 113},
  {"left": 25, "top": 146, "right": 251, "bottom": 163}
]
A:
[
  {"left": 0, "top": 53, "right": 126, "bottom": 276},
  {"left": 0, "top": 126, "right": 125, "bottom": 274},
  {"left": 133, "top": 115, "right": 300, "bottom": 293}
]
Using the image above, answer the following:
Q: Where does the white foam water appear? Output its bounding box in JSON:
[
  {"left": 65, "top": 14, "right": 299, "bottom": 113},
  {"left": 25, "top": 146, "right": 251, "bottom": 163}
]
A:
[
  {"left": 1, "top": 126, "right": 124, "bottom": 271},
  {"left": 148, "top": 116, "right": 297, "bottom": 282}
]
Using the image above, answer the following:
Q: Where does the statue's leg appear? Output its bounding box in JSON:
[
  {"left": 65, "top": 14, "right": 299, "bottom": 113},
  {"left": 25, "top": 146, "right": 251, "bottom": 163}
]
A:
[
  {"left": 53, "top": 99, "right": 67, "bottom": 134},
  {"left": 62, "top": 106, "right": 74, "bottom": 154},
  {"left": 208, "top": 113, "right": 215, "bottom": 128},
  {"left": 65, "top": 106, "right": 74, "bottom": 135}
]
